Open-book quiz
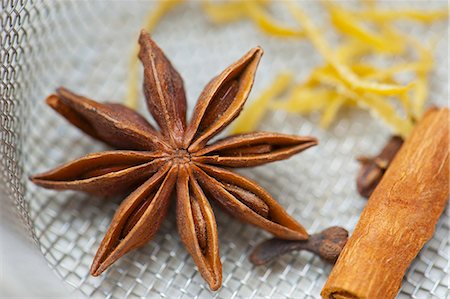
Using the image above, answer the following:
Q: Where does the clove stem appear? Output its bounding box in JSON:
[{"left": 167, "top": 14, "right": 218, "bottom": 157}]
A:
[
  {"left": 356, "top": 135, "right": 403, "bottom": 198},
  {"left": 250, "top": 226, "right": 348, "bottom": 265}
]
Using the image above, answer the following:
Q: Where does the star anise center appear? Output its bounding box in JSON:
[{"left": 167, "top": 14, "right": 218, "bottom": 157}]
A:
[{"left": 171, "top": 148, "right": 191, "bottom": 165}]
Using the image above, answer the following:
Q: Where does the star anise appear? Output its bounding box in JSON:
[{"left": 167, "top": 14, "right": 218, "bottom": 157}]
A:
[{"left": 31, "top": 30, "right": 317, "bottom": 290}]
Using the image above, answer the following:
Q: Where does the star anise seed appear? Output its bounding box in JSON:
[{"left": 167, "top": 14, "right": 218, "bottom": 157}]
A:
[{"left": 31, "top": 30, "right": 318, "bottom": 291}]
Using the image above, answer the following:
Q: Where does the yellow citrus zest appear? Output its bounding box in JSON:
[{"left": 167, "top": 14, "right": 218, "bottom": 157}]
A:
[
  {"left": 130, "top": 0, "right": 445, "bottom": 138},
  {"left": 202, "top": 0, "right": 303, "bottom": 38},
  {"left": 352, "top": 9, "right": 448, "bottom": 23}
]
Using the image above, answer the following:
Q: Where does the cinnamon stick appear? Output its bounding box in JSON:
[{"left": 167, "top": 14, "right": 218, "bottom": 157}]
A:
[{"left": 322, "top": 107, "right": 450, "bottom": 299}]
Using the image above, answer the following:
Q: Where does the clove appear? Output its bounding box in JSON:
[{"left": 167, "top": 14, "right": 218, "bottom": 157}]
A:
[
  {"left": 356, "top": 135, "right": 404, "bottom": 198},
  {"left": 250, "top": 226, "right": 348, "bottom": 265}
]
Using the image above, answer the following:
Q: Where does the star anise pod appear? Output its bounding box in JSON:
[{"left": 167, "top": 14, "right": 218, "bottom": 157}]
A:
[{"left": 31, "top": 30, "right": 318, "bottom": 290}]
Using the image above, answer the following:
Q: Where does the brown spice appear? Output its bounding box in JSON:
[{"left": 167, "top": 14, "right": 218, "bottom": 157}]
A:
[
  {"left": 250, "top": 226, "right": 348, "bottom": 265},
  {"left": 356, "top": 135, "right": 403, "bottom": 198},
  {"left": 31, "top": 30, "right": 318, "bottom": 291},
  {"left": 322, "top": 107, "right": 450, "bottom": 299}
]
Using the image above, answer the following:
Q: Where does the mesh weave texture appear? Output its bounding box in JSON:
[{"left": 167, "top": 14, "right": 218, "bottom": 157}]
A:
[{"left": 1, "top": 1, "right": 448, "bottom": 298}]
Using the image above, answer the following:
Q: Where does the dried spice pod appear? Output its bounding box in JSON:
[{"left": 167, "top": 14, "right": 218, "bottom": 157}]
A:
[
  {"left": 250, "top": 226, "right": 348, "bottom": 265},
  {"left": 31, "top": 30, "right": 318, "bottom": 291},
  {"left": 356, "top": 135, "right": 403, "bottom": 198},
  {"left": 46, "top": 89, "right": 168, "bottom": 151}
]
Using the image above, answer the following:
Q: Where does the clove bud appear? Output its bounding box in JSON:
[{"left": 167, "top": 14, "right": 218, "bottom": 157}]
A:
[
  {"left": 250, "top": 226, "right": 348, "bottom": 265},
  {"left": 356, "top": 136, "right": 403, "bottom": 198}
]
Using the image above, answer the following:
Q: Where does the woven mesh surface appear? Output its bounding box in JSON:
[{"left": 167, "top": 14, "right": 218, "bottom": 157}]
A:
[{"left": 1, "top": 1, "right": 449, "bottom": 298}]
